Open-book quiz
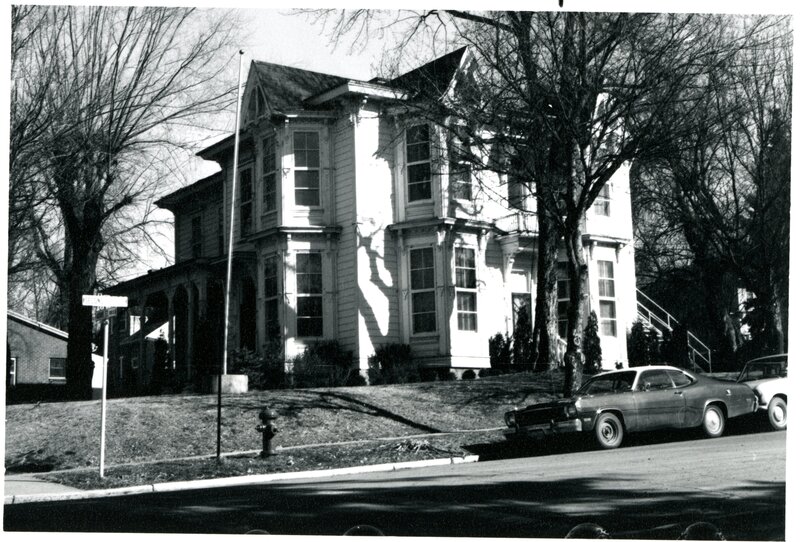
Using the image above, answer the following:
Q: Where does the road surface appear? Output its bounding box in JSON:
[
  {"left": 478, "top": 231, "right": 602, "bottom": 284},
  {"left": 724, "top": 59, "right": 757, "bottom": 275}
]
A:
[{"left": 4, "top": 429, "right": 786, "bottom": 539}]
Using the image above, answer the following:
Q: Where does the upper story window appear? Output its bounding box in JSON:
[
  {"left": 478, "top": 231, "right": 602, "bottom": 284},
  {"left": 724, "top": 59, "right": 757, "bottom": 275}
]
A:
[
  {"left": 597, "top": 260, "right": 617, "bottom": 336},
  {"left": 247, "top": 87, "right": 267, "bottom": 122},
  {"left": 293, "top": 131, "right": 320, "bottom": 207},
  {"left": 406, "top": 124, "right": 432, "bottom": 202},
  {"left": 593, "top": 184, "right": 611, "bottom": 216},
  {"left": 410, "top": 247, "right": 436, "bottom": 333},
  {"left": 449, "top": 129, "right": 471, "bottom": 200},
  {"left": 296, "top": 252, "right": 323, "bottom": 338},
  {"left": 239, "top": 168, "right": 253, "bottom": 237},
  {"left": 191, "top": 215, "right": 202, "bottom": 258},
  {"left": 264, "top": 255, "right": 280, "bottom": 338},
  {"left": 455, "top": 247, "right": 477, "bottom": 331},
  {"left": 262, "top": 135, "right": 277, "bottom": 213}
]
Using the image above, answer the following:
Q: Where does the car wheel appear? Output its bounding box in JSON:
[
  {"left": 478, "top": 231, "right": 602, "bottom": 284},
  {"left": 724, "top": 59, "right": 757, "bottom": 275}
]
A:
[
  {"left": 594, "top": 412, "right": 623, "bottom": 450},
  {"left": 702, "top": 404, "right": 725, "bottom": 438},
  {"left": 767, "top": 397, "right": 787, "bottom": 431}
]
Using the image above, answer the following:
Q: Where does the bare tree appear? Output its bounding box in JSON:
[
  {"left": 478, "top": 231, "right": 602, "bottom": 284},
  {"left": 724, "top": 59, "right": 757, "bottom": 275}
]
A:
[
  {"left": 309, "top": 10, "right": 777, "bottom": 394},
  {"left": 9, "top": 6, "right": 238, "bottom": 398},
  {"left": 634, "top": 19, "right": 791, "bottom": 360}
]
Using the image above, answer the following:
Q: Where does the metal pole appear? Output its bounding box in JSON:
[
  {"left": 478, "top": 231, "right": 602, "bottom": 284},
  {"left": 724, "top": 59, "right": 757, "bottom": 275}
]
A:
[
  {"left": 100, "top": 319, "right": 109, "bottom": 477},
  {"left": 218, "top": 49, "right": 245, "bottom": 461}
]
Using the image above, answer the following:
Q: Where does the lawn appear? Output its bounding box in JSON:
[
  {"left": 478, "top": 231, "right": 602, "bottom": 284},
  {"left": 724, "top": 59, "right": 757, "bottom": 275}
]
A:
[{"left": 5, "top": 371, "right": 565, "bottom": 486}]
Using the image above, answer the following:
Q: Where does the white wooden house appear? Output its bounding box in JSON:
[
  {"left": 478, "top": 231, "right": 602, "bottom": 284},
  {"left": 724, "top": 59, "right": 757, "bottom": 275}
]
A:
[{"left": 104, "top": 47, "right": 639, "bottom": 386}]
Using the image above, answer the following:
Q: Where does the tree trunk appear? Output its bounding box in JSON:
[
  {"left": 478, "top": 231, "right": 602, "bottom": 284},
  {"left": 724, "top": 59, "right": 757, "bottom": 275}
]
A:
[
  {"left": 65, "top": 249, "right": 99, "bottom": 400},
  {"left": 532, "top": 205, "right": 561, "bottom": 372},
  {"left": 563, "top": 223, "right": 588, "bottom": 397}
]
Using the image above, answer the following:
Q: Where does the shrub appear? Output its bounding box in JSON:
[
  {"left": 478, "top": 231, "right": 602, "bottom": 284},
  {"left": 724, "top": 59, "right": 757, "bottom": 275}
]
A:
[
  {"left": 627, "top": 321, "right": 661, "bottom": 367},
  {"left": 489, "top": 333, "right": 512, "bottom": 372},
  {"left": 512, "top": 306, "right": 534, "bottom": 370},
  {"left": 479, "top": 368, "right": 502, "bottom": 378},
  {"left": 231, "top": 337, "right": 286, "bottom": 390},
  {"left": 367, "top": 343, "right": 421, "bottom": 385},
  {"left": 420, "top": 367, "right": 455, "bottom": 382},
  {"left": 461, "top": 369, "right": 476, "bottom": 380},
  {"left": 290, "top": 340, "right": 360, "bottom": 388},
  {"left": 583, "top": 310, "right": 603, "bottom": 374}
]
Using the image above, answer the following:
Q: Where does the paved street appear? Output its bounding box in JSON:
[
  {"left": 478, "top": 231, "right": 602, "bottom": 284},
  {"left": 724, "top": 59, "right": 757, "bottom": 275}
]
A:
[{"left": 4, "top": 429, "right": 785, "bottom": 539}]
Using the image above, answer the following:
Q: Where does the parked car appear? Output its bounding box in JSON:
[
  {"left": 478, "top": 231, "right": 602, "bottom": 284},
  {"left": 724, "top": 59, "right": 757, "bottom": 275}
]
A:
[
  {"left": 504, "top": 365, "right": 758, "bottom": 449},
  {"left": 736, "top": 354, "right": 787, "bottom": 431}
]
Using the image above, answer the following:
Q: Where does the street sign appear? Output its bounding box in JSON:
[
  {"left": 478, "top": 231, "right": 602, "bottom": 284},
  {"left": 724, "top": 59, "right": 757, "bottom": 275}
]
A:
[{"left": 82, "top": 295, "right": 128, "bottom": 308}]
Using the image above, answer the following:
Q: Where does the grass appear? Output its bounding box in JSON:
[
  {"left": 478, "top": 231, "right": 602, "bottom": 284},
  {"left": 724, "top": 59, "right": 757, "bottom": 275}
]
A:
[{"left": 5, "top": 371, "right": 565, "bottom": 489}]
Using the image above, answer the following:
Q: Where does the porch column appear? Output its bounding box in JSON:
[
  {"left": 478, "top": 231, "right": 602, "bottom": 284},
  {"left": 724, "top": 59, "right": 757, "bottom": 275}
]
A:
[
  {"left": 167, "top": 288, "right": 175, "bottom": 370},
  {"left": 187, "top": 282, "right": 197, "bottom": 380}
]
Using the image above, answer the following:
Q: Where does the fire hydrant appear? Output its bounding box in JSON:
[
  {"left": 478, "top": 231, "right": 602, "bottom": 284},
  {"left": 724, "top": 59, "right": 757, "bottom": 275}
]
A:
[{"left": 256, "top": 409, "right": 279, "bottom": 457}]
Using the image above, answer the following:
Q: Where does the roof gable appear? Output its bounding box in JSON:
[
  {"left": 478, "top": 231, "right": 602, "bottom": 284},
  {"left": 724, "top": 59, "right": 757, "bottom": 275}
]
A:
[
  {"left": 386, "top": 47, "right": 469, "bottom": 100},
  {"left": 250, "top": 61, "right": 348, "bottom": 115}
]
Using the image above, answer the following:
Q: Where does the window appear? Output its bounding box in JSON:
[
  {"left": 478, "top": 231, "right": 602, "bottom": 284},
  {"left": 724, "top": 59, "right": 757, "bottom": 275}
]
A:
[
  {"left": 557, "top": 262, "right": 570, "bottom": 339},
  {"left": 639, "top": 369, "right": 674, "bottom": 391},
  {"left": 49, "top": 357, "right": 66, "bottom": 380},
  {"left": 264, "top": 256, "right": 280, "bottom": 338},
  {"left": 410, "top": 247, "right": 436, "bottom": 333},
  {"left": 239, "top": 169, "right": 253, "bottom": 237},
  {"left": 406, "top": 124, "right": 432, "bottom": 202},
  {"left": 593, "top": 184, "right": 611, "bottom": 216},
  {"left": 262, "top": 135, "right": 277, "bottom": 213},
  {"left": 294, "top": 131, "right": 320, "bottom": 206},
  {"left": 191, "top": 215, "right": 202, "bottom": 258},
  {"left": 667, "top": 369, "right": 694, "bottom": 388},
  {"left": 512, "top": 293, "right": 532, "bottom": 330},
  {"left": 449, "top": 129, "right": 471, "bottom": 200},
  {"left": 597, "top": 260, "right": 617, "bottom": 336},
  {"left": 296, "top": 252, "right": 323, "bottom": 337},
  {"left": 455, "top": 247, "right": 477, "bottom": 331},
  {"left": 509, "top": 155, "right": 531, "bottom": 210},
  {"left": 8, "top": 357, "right": 17, "bottom": 386}
]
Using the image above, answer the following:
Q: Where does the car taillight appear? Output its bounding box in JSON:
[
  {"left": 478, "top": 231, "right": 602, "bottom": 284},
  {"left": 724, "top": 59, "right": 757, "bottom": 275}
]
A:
[{"left": 565, "top": 403, "right": 578, "bottom": 418}]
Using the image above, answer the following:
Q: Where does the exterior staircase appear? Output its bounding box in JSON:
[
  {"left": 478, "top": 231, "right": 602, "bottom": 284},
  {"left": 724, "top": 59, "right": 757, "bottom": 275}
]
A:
[{"left": 636, "top": 289, "right": 712, "bottom": 373}]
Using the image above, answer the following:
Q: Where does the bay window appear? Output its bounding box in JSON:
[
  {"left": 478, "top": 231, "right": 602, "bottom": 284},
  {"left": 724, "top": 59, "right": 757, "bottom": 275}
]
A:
[
  {"left": 406, "top": 124, "right": 432, "bottom": 202},
  {"left": 296, "top": 252, "right": 323, "bottom": 337},
  {"left": 455, "top": 247, "right": 477, "bottom": 331},
  {"left": 410, "top": 247, "right": 436, "bottom": 333},
  {"left": 294, "top": 131, "right": 320, "bottom": 206}
]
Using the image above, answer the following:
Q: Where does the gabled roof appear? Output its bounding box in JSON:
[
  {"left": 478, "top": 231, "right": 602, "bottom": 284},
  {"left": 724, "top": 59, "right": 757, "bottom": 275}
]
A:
[
  {"left": 252, "top": 61, "right": 348, "bottom": 113},
  {"left": 385, "top": 46, "right": 468, "bottom": 100},
  {"left": 7, "top": 310, "right": 69, "bottom": 341},
  {"left": 156, "top": 171, "right": 222, "bottom": 210}
]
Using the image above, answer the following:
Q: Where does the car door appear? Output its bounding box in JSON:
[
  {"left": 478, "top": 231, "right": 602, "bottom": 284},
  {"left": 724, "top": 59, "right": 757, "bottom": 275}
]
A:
[
  {"left": 665, "top": 369, "right": 694, "bottom": 427},
  {"left": 634, "top": 369, "right": 685, "bottom": 429}
]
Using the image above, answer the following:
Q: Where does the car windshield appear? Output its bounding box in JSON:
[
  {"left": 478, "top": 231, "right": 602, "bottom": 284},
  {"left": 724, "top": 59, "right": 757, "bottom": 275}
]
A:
[
  {"left": 577, "top": 371, "right": 636, "bottom": 396},
  {"left": 737, "top": 359, "right": 787, "bottom": 382}
]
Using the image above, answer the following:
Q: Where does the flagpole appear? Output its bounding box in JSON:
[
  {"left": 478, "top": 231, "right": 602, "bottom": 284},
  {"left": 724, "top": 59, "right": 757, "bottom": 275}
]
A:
[{"left": 218, "top": 49, "right": 245, "bottom": 461}]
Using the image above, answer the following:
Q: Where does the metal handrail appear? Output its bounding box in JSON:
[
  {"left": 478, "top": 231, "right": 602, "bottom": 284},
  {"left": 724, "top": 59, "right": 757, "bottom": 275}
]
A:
[{"left": 636, "top": 289, "right": 712, "bottom": 372}]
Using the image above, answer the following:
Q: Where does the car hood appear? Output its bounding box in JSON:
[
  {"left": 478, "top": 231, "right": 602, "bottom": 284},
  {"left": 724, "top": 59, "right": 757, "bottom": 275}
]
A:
[{"left": 742, "top": 377, "right": 786, "bottom": 394}]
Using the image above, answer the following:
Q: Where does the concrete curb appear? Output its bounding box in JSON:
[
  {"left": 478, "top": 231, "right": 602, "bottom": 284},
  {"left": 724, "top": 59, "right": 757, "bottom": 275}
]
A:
[{"left": 5, "top": 454, "right": 479, "bottom": 505}]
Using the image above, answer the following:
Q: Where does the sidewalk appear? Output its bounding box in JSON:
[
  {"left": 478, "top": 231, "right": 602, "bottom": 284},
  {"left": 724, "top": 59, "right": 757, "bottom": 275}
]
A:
[
  {"left": 5, "top": 454, "right": 480, "bottom": 504},
  {"left": 4, "top": 472, "right": 81, "bottom": 496}
]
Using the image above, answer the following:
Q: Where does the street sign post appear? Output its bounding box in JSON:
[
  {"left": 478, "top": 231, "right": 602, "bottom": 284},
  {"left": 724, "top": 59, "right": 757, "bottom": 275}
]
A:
[{"left": 83, "top": 294, "right": 128, "bottom": 478}]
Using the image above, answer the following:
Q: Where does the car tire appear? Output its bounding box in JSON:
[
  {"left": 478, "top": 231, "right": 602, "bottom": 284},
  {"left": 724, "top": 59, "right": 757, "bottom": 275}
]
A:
[
  {"left": 767, "top": 397, "right": 787, "bottom": 431},
  {"left": 594, "top": 412, "right": 623, "bottom": 450},
  {"left": 702, "top": 404, "right": 725, "bottom": 438}
]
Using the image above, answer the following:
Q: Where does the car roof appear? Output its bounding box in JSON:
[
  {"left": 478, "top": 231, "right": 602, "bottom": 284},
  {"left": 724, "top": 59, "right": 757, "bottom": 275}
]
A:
[{"left": 594, "top": 365, "right": 689, "bottom": 377}]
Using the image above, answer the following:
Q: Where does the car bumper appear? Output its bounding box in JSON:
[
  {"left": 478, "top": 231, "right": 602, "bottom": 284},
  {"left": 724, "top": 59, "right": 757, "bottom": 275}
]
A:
[{"left": 504, "top": 418, "right": 584, "bottom": 440}]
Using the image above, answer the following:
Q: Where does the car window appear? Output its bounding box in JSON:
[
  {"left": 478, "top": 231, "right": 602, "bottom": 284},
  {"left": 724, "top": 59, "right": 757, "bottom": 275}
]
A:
[
  {"left": 577, "top": 371, "right": 636, "bottom": 395},
  {"left": 667, "top": 369, "right": 693, "bottom": 388},
  {"left": 739, "top": 361, "right": 788, "bottom": 382},
  {"left": 638, "top": 370, "right": 674, "bottom": 391}
]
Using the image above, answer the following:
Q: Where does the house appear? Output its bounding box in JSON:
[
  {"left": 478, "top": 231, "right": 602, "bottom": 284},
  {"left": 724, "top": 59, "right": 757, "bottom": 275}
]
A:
[
  {"left": 6, "top": 310, "right": 104, "bottom": 400},
  {"left": 103, "top": 47, "right": 638, "bottom": 388}
]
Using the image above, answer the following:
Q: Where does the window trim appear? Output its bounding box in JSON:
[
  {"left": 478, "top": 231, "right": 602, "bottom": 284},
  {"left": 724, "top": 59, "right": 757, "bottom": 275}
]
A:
[
  {"left": 409, "top": 246, "right": 437, "bottom": 335},
  {"left": 264, "top": 255, "right": 280, "bottom": 339},
  {"left": 293, "top": 130, "right": 321, "bottom": 208},
  {"left": 295, "top": 251, "right": 323, "bottom": 338},
  {"left": 454, "top": 246, "right": 478, "bottom": 332},
  {"left": 597, "top": 260, "right": 617, "bottom": 337},
  {"left": 262, "top": 134, "right": 278, "bottom": 214},
  {"left": 406, "top": 123, "right": 433, "bottom": 203},
  {"left": 239, "top": 167, "right": 254, "bottom": 237}
]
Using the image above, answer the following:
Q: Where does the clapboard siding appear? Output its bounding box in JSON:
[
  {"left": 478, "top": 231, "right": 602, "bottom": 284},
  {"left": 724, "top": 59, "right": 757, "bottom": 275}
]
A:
[{"left": 333, "top": 116, "right": 359, "bottom": 354}]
